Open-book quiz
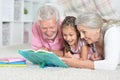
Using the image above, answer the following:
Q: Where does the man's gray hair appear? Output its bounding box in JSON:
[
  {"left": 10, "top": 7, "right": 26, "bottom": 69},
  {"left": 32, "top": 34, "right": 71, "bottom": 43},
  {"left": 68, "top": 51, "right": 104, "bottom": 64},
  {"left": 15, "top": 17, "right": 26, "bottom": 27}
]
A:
[
  {"left": 38, "top": 4, "right": 60, "bottom": 22},
  {"left": 75, "top": 12, "right": 104, "bottom": 29}
]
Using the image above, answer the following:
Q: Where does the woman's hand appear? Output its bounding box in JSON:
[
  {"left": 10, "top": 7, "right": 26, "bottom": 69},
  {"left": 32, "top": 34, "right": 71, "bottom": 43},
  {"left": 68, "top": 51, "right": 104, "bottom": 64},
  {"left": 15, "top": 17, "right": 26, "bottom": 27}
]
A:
[
  {"left": 61, "top": 57, "right": 94, "bottom": 69},
  {"left": 61, "top": 57, "right": 80, "bottom": 67}
]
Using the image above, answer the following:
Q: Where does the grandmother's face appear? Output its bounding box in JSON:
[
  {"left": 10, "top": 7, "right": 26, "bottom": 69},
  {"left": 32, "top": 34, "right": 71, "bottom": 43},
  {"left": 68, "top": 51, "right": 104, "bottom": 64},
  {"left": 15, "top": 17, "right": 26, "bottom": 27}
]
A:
[
  {"left": 39, "top": 17, "right": 58, "bottom": 39},
  {"left": 77, "top": 25, "right": 100, "bottom": 44}
]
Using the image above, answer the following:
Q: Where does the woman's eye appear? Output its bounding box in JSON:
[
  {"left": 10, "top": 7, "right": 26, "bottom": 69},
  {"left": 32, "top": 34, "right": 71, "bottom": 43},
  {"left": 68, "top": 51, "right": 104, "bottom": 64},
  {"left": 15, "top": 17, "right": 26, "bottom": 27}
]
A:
[
  {"left": 63, "top": 34, "right": 67, "bottom": 37},
  {"left": 81, "top": 31, "right": 86, "bottom": 34}
]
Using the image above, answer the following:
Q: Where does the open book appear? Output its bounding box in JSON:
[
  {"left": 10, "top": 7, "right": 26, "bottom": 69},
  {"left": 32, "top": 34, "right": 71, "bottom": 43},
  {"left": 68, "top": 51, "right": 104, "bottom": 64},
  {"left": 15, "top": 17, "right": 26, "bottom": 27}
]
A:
[{"left": 18, "top": 49, "right": 68, "bottom": 68}]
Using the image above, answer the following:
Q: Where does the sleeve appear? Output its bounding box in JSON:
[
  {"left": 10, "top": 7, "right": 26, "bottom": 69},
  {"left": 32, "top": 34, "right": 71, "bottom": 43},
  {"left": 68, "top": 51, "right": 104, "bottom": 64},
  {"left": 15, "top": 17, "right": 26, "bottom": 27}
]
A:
[
  {"left": 94, "top": 26, "right": 120, "bottom": 70},
  {"left": 31, "top": 22, "right": 42, "bottom": 50}
]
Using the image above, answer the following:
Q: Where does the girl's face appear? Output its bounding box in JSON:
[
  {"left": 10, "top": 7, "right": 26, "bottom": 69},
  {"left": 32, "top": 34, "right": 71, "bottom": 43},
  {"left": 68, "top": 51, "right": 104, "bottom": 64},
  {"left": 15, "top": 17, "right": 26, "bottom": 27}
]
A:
[
  {"left": 77, "top": 25, "right": 100, "bottom": 44},
  {"left": 62, "top": 26, "right": 78, "bottom": 47}
]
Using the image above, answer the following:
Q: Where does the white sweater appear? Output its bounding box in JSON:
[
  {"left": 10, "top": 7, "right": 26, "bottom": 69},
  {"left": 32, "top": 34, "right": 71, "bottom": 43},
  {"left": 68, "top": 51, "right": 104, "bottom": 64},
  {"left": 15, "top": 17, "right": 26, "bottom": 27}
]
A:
[{"left": 94, "top": 25, "right": 120, "bottom": 70}]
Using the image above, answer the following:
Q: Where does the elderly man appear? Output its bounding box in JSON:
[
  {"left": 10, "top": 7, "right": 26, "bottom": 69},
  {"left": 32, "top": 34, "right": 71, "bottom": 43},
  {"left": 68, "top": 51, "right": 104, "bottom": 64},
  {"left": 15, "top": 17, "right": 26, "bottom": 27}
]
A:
[{"left": 31, "top": 4, "right": 64, "bottom": 56}]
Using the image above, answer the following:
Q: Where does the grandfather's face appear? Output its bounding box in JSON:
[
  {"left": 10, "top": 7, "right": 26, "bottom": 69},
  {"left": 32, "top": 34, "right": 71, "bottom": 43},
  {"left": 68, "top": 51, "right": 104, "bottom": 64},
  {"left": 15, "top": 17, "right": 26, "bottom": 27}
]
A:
[
  {"left": 77, "top": 25, "right": 100, "bottom": 44},
  {"left": 39, "top": 17, "right": 58, "bottom": 39}
]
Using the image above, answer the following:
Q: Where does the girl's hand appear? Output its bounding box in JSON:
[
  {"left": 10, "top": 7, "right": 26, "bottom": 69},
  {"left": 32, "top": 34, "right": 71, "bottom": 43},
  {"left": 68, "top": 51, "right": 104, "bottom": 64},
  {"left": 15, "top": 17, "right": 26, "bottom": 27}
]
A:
[
  {"left": 90, "top": 53, "right": 102, "bottom": 61},
  {"left": 63, "top": 51, "right": 74, "bottom": 58}
]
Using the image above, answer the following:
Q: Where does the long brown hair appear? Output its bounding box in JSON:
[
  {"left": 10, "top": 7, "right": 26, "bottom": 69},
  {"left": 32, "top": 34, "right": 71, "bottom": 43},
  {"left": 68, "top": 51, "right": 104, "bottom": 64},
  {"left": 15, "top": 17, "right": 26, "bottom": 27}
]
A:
[{"left": 61, "top": 16, "right": 80, "bottom": 55}]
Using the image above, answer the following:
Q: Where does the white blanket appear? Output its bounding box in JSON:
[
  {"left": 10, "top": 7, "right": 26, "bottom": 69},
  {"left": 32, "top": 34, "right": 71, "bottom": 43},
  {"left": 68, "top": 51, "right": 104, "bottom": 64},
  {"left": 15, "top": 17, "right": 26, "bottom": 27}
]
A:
[{"left": 0, "top": 44, "right": 120, "bottom": 80}]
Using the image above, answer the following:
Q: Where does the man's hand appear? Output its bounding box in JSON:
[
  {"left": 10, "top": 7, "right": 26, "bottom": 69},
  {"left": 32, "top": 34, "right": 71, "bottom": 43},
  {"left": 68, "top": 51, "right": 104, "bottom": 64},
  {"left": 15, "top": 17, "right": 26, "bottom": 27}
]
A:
[{"left": 39, "top": 47, "right": 49, "bottom": 51}]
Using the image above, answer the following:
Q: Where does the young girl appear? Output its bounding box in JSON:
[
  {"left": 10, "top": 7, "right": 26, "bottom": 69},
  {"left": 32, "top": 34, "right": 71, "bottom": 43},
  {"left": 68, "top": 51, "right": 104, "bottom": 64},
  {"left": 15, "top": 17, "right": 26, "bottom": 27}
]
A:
[{"left": 61, "top": 16, "right": 91, "bottom": 60}]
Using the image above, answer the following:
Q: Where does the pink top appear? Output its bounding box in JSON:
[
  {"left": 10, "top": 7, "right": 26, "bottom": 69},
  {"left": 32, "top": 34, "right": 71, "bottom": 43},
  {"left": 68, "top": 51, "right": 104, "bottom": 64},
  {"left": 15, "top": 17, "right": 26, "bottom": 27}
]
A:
[
  {"left": 31, "top": 22, "right": 64, "bottom": 50},
  {"left": 70, "top": 39, "right": 92, "bottom": 59}
]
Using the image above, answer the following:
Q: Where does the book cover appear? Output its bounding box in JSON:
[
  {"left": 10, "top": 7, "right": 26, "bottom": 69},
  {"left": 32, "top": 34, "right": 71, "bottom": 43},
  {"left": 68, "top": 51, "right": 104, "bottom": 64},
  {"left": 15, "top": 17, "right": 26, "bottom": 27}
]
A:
[
  {"left": 0, "top": 58, "right": 26, "bottom": 67},
  {"left": 18, "top": 49, "right": 68, "bottom": 68},
  {"left": 0, "top": 57, "right": 26, "bottom": 62}
]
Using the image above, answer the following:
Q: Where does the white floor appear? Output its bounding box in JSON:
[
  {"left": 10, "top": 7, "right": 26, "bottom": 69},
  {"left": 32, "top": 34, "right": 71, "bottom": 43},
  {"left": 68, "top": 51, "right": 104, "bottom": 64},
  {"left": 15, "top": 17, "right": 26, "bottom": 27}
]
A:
[{"left": 0, "top": 44, "right": 120, "bottom": 80}]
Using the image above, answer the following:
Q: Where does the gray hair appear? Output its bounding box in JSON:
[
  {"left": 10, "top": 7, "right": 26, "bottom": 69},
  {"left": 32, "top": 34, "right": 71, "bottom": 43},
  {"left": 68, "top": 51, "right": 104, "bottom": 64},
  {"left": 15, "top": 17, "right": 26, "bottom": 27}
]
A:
[
  {"left": 75, "top": 12, "right": 104, "bottom": 29},
  {"left": 38, "top": 4, "right": 60, "bottom": 22},
  {"left": 101, "top": 19, "right": 120, "bottom": 34}
]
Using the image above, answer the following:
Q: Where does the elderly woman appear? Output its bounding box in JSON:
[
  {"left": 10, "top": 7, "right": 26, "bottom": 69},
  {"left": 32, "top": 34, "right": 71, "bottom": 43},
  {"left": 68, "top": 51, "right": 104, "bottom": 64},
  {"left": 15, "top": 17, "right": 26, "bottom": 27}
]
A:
[{"left": 62, "top": 12, "right": 120, "bottom": 70}]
